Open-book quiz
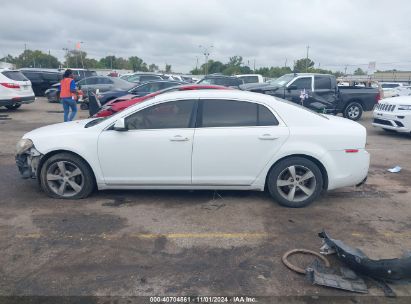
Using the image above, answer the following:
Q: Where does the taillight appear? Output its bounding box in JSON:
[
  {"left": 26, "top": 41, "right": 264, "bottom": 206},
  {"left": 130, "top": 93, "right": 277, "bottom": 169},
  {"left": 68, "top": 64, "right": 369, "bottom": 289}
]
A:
[
  {"left": 1, "top": 83, "right": 20, "bottom": 89},
  {"left": 375, "top": 92, "right": 381, "bottom": 103},
  {"left": 345, "top": 149, "right": 359, "bottom": 153}
]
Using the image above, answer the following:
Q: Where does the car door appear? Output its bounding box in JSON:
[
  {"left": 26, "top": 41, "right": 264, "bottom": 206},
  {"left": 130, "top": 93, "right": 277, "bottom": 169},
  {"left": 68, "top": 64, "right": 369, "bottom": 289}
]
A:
[
  {"left": 284, "top": 76, "right": 313, "bottom": 105},
  {"left": 98, "top": 99, "right": 197, "bottom": 185},
  {"left": 313, "top": 75, "right": 337, "bottom": 112},
  {"left": 192, "top": 99, "right": 289, "bottom": 185}
]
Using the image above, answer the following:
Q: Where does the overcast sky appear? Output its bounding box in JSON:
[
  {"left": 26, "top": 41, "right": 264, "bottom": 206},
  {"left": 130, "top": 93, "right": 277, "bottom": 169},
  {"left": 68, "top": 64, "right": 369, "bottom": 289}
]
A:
[{"left": 1, "top": 0, "right": 411, "bottom": 73}]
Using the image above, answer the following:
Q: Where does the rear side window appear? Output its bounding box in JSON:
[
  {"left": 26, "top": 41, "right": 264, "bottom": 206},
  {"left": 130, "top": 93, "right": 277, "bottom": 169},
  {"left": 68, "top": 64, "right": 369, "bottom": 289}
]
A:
[
  {"left": 200, "top": 100, "right": 278, "bottom": 128},
  {"left": 315, "top": 76, "right": 332, "bottom": 90},
  {"left": 42, "top": 73, "right": 61, "bottom": 82},
  {"left": 2, "top": 71, "right": 28, "bottom": 81}
]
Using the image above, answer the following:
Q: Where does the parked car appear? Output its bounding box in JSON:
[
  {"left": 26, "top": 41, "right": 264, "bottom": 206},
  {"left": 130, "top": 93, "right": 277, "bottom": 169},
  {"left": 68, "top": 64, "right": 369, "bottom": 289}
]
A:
[
  {"left": 197, "top": 75, "right": 244, "bottom": 88},
  {"left": 235, "top": 74, "right": 265, "bottom": 84},
  {"left": 95, "top": 84, "right": 228, "bottom": 117},
  {"left": 0, "top": 69, "right": 35, "bottom": 110},
  {"left": 395, "top": 86, "right": 411, "bottom": 96},
  {"left": 241, "top": 73, "right": 381, "bottom": 120},
  {"left": 372, "top": 96, "right": 411, "bottom": 134},
  {"left": 120, "top": 73, "right": 163, "bottom": 83},
  {"left": 45, "top": 76, "right": 135, "bottom": 103},
  {"left": 97, "top": 80, "right": 186, "bottom": 105},
  {"left": 16, "top": 90, "right": 369, "bottom": 208},
  {"left": 68, "top": 69, "right": 97, "bottom": 82},
  {"left": 19, "top": 68, "right": 62, "bottom": 96}
]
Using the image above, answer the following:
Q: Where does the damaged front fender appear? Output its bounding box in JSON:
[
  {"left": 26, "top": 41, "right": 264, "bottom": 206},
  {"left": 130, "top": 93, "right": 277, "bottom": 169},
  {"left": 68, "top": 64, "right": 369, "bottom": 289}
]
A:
[
  {"left": 15, "top": 147, "right": 43, "bottom": 179},
  {"left": 319, "top": 231, "right": 411, "bottom": 281}
]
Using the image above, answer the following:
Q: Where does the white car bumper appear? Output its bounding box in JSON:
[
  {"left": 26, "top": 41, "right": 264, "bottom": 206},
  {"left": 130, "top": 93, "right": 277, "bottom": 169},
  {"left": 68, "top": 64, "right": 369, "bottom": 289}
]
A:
[{"left": 372, "top": 109, "right": 411, "bottom": 133}]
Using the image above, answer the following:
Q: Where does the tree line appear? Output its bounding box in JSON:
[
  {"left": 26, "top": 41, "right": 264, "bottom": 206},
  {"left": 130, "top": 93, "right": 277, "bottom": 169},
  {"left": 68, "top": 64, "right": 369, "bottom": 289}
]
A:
[
  {"left": 1, "top": 49, "right": 371, "bottom": 78},
  {"left": 0, "top": 49, "right": 163, "bottom": 72},
  {"left": 191, "top": 56, "right": 347, "bottom": 78}
]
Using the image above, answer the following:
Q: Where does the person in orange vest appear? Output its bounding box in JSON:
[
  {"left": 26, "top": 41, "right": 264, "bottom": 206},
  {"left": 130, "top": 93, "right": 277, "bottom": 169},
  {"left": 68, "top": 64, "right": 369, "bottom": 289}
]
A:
[{"left": 58, "top": 69, "right": 78, "bottom": 122}]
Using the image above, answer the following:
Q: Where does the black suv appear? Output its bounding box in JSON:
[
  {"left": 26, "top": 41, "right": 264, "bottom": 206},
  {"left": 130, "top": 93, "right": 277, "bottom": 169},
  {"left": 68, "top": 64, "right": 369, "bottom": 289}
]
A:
[
  {"left": 19, "top": 69, "right": 63, "bottom": 96},
  {"left": 198, "top": 75, "right": 244, "bottom": 88}
]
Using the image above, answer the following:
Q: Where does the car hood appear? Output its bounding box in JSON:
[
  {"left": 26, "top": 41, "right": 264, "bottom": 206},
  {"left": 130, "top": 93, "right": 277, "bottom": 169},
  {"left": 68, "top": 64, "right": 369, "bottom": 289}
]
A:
[
  {"left": 379, "top": 96, "right": 411, "bottom": 105},
  {"left": 23, "top": 119, "right": 96, "bottom": 140}
]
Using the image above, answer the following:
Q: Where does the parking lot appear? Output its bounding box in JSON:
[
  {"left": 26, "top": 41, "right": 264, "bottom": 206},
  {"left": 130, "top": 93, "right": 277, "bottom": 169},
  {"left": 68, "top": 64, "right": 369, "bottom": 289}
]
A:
[{"left": 0, "top": 98, "right": 410, "bottom": 298}]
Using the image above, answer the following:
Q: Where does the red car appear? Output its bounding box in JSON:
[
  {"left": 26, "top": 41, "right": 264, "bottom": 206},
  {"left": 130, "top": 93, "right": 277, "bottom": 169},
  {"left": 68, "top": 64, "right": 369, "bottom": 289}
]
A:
[{"left": 94, "top": 84, "right": 229, "bottom": 117}]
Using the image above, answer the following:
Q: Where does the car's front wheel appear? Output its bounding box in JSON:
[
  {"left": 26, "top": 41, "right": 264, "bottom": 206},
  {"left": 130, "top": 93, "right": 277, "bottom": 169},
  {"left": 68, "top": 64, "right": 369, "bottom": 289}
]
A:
[
  {"left": 39, "top": 153, "right": 95, "bottom": 199},
  {"left": 267, "top": 157, "right": 323, "bottom": 208}
]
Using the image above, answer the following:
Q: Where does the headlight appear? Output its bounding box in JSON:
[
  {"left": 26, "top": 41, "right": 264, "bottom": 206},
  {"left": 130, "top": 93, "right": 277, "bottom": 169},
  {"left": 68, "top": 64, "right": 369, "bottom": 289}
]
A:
[
  {"left": 16, "top": 138, "right": 33, "bottom": 155},
  {"left": 398, "top": 105, "right": 411, "bottom": 110}
]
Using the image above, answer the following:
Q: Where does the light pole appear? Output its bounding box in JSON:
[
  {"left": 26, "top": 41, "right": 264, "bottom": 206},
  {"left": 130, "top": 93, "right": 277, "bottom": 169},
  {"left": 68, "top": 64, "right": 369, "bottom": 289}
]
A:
[
  {"left": 199, "top": 45, "right": 213, "bottom": 75},
  {"left": 305, "top": 45, "right": 310, "bottom": 72}
]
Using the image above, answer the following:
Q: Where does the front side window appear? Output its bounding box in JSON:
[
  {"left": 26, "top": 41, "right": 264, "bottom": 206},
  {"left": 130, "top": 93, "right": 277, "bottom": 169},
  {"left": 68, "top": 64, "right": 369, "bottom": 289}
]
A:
[
  {"left": 290, "top": 77, "right": 312, "bottom": 90},
  {"left": 126, "top": 100, "right": 195, "bottom": 130},
  {"left": 200, "top": 100, "right": 278, "bottom": 128}
]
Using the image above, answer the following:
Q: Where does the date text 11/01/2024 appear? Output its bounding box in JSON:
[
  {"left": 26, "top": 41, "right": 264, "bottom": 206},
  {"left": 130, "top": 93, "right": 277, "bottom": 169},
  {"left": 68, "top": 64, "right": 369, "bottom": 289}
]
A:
[{"left": 149, "top": 296, "right": 257, "bottom": 303}]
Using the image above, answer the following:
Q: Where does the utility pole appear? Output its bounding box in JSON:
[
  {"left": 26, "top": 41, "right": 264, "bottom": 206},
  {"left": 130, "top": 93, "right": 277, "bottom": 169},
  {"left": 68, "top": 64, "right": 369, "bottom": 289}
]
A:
[
  {"left": 253, "top": 59, "right": 256, "bottom": 72},
  {"left": 344, "top": 65, "right": 348, "bottom": 76},
  {"left": 284, "top": 58, "right": 288, "bottom": 68},
  {"left": 305, "top": 45, "right": 310, "bottom": 72},
  {"left": 199, "top": 45, "right": 213, "bottom": 75}
]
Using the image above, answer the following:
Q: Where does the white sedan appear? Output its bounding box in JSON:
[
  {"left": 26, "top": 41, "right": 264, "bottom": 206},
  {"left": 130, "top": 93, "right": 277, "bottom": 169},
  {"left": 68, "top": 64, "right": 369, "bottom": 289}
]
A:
[
  {"left": 373, "top": 96, "right": 411, "bottom": 134},
  {"left": 15, "top": 90, "right": 369, "bottom": 208}
]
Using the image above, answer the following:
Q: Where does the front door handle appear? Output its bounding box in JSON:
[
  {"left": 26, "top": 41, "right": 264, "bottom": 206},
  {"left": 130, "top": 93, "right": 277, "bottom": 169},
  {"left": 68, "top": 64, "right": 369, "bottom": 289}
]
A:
[
  {"left": 170, "top": 135, "right": 189, "bottom": 142},
  {"left": 258, "top": 134, "right": 278, "bottom": 140}
]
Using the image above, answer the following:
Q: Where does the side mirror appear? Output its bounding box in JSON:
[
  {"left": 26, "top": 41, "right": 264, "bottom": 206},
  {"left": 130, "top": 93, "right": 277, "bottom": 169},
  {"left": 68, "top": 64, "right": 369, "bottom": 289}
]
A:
[
  {"left": 113, "top": 118, "right": 128, "bottom": 131},
  {"left": 287, "top": 85, "right": 298, "bottom": 91}
]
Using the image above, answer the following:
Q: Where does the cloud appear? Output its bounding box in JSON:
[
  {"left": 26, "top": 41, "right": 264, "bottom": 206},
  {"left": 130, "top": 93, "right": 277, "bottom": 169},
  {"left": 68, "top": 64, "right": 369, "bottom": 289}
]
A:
[{"left": 1, "top": 0, "right": 411, "bottom": 73}]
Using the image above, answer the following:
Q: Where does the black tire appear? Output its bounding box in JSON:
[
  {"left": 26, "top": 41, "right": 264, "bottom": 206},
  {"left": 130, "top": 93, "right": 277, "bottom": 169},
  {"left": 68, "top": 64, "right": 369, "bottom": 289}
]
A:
[
  {"left": 5, "top": 104, "right": 21, "bottom": 110},
  {"left": 343, "top": 102, "right": 363, "bottom": 121},
  {"left": 39, "top": 153, "right": 95, "bottom": 199},
  {"left": 267, "top": 157, "right": 323, "bottom": 208}
]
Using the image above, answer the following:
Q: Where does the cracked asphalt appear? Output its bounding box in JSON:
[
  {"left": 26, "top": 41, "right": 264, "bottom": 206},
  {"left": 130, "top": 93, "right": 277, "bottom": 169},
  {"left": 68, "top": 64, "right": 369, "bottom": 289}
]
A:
[{"left": 0, "top": 98, "right": 410, "bottom": 300}]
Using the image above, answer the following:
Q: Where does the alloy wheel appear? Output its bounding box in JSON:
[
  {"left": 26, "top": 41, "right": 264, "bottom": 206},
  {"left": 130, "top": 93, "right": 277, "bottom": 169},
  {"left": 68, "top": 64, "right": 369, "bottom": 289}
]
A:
[
  {"left": 46, "top": 161, "right": 84, "bottom": 197},
  {"left": 348, "top": 106, "right": 360, "bottom": 119},
  {"left": 276, "top": 165, "right": 316, "bottom": 202}
]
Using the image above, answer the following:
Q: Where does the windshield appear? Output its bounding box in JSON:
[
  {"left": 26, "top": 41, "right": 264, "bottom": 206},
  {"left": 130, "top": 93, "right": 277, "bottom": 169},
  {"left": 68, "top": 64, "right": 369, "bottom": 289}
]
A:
[{"left": 268, "top": 74, "right": 295, "bottom": 87}]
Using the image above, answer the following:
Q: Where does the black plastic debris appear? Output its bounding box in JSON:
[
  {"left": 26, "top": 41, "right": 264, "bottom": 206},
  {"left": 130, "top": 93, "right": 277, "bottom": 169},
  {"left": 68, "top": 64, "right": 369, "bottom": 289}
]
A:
[{"left": 319, "top": 230, "right": 411, "bottom": 281}]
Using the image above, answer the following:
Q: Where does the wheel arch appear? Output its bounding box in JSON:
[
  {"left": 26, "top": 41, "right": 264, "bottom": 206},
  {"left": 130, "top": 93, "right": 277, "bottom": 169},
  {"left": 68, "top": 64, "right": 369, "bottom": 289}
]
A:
[
  {"left": 344, "top": 99, "right": 364, "bottom": 109},
  {"left": 37, "top": 149, "right": 97, "bottom": 186},
  {"left": 265, "top": 154, "right": 329, "bottom": 191}
]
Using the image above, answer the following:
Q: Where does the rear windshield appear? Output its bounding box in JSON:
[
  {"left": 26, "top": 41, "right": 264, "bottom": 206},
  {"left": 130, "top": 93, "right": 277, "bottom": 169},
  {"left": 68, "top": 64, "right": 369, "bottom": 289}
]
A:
[{"left": 2, "top": 71, "right": 28, "bottom": 81}]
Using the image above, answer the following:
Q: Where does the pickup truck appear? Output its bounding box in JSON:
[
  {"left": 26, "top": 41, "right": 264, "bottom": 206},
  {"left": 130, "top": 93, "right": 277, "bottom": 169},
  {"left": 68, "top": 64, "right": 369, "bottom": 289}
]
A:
[{"left": 240, "top": 73, "right": 381, "bottom": 120}]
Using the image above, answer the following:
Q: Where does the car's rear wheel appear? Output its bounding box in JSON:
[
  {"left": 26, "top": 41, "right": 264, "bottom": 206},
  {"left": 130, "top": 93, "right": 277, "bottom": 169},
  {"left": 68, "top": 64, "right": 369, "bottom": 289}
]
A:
[
  {"left": 40, "top": 153, "right": 95, "bottom": 199},
  {"left": 267, "top": 157, "right": 323, "bottom": 208},
  {"left": 343, "top": 102, "right": 363, "bottom": 121},
  {"left": 5, "top": 104, "right": 21, "bottom": 110}
]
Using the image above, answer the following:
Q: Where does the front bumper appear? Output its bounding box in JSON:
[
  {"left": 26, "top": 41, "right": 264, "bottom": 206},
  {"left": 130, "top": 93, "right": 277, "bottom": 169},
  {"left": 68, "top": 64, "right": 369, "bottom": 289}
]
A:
[
  {"left": 15, "top": 148, "right": 42, "bottom": 179},
  {"left": 372, "top": 110, "right": 411, "bottom": 133},
  {"left": 0, "top": 95, "right": 35, "bottom": 106},
  {"left": 319, "top": 231, "right": 411, "bottom": 281}
]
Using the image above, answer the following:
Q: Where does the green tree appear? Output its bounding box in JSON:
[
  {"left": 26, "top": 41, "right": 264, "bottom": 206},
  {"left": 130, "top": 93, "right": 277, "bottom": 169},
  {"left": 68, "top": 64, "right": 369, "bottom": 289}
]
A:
[
  {"left": 294, "top": 58, "right": 315, "bottom": 72},
  {"left": 148, "top": 63, "right": 159, "bottom": 72},
  {"left": 0, "top": 54, "right": 16, "bottom": 64},
  {"left": 64, "top": 50, "right": 87, "bottom": 68},
  {"left": 165, "top": 64, "right": 172, "bottom": 73},
  {"left": 353, "top": 68, "right": 366, "bottom": 75},
  {"left": 128, "top": 56, "right": 148, "bottom": 72},
  {"left": 15, "top": 50, "right": 60, "bottom": 68}
]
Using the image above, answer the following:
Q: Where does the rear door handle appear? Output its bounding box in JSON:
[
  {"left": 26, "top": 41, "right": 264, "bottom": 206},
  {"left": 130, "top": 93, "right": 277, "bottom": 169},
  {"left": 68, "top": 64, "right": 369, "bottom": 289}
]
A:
[
  {"left": 258, "top": 134, "right": 278, "bottom": 140},
  {"left": 170, "top": 135, "right": 189, "bottom": 142}
]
